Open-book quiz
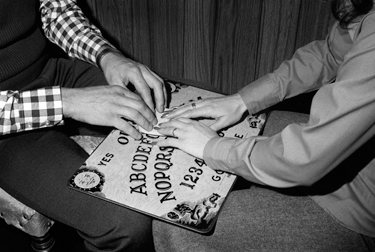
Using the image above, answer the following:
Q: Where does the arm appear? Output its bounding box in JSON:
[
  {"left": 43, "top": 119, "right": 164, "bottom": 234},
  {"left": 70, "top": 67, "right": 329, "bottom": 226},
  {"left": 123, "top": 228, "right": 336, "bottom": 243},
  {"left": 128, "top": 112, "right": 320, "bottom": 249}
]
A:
[
  {"left": 204, "top": 14, "right": 375, "bottom": 187},
  {"left": 0, "top": 87, "right": 63, "bottom": 135},
  {"left": 39, "top": 0, "right": 166, "bottom": 112},
  {"left": 239, "top": 24, "right": 341, "bottom": 115},
  {"left": 164, "top": 23, "right": 341, "bottom": 130},
  {"left": 40, "top": 0, "right": 111, "bottom": 65},
  {"left": 0, "top": 82, "right": 157, "bottom": 139},
  {"left": 157, "top": 15, "right": 375, "bottom": 187}
]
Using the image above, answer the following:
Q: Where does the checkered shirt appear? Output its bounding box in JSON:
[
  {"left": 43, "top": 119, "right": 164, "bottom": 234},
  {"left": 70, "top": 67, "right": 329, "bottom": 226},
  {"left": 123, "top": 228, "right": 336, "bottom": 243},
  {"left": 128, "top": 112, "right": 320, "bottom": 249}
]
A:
[
  {"left": 40, "top": 0, "right": 113, "bottom": 65},
  {"left": 0, "top": 87, "right": 63, "bottom": 135},
  {"left": 0, "top": 1, "right": 113, "bottom": 135}
]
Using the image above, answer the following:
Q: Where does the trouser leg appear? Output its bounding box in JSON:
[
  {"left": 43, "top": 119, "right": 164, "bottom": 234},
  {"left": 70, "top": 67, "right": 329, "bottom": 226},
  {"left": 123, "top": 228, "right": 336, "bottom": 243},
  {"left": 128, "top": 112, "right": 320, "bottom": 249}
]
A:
[
  {"left": 0, "top": 59, "right": 154, "bottom": 251},
  {"left": 0, "top": 129, "right": 154, "bottom": 252}
]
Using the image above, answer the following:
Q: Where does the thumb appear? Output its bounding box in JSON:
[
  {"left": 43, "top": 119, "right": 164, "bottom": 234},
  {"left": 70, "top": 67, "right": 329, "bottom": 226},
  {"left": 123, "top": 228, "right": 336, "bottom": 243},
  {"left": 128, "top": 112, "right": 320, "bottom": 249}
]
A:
[{"left": 208, "top": 117, "right": 227, "bottom": 131}]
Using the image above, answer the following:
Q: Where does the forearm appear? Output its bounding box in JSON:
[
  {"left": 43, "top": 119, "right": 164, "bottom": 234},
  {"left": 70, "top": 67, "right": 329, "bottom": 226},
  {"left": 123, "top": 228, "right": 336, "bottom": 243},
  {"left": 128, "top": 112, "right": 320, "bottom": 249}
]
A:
[
  {"left": 204, "top": 98, "right": 375, "bottom": 188},
  {"left": 240, "top": 32, "right": 339, "bottom": 115},
  {"left": 206, "top": 16, "right": 375, "bottom": 187},
  {"left": 0, "top": 87, "right": 64, "bottom": 135},
  {"left": 39, "top": 0, "right": 114, "bottom": 65},
  {"left": 206, "top": 71, "right": 375, "bottom": 188}
]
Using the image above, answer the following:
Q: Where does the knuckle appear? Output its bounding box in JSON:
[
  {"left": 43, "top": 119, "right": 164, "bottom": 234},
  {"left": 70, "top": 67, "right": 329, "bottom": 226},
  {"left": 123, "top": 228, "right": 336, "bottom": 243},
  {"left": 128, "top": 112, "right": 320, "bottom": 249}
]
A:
[
  {"left": 128, "top": 64, "right": 142, "bottom": 74},
  {"left": 115, "top": 119, "right": 131, "bottom": 131},
  {"left": 153, "top": 78, "right": 164, "bottom": 87},
  {"left": 132, "top": 93, "right": 142, "bottom": 101},
  {"left": 110, "top": 85, "right": 125, "bottom": 93},
  {"left": 133, "top": 100, "right": 148, "bottom": 111}
]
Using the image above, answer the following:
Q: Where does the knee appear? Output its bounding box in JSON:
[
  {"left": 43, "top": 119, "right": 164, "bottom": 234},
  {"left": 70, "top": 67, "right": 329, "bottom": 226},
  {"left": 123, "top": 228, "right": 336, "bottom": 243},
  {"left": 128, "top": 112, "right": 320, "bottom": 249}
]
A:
[{"left": 78, "top": 213, "right": 154, "bottom": 252}]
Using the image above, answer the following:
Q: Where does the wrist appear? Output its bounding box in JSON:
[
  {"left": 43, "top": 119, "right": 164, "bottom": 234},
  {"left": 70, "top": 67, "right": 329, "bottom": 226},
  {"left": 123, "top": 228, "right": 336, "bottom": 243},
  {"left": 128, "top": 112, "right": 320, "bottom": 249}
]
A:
[
  {"left": 61, "top": 88, "right": 74, "bottom": 118},
  {"left": 232, "top": 93, "right": 248, "bottom": 114},
  {"left": 96, "top": 46, "right": 121, "bottom": 71}
]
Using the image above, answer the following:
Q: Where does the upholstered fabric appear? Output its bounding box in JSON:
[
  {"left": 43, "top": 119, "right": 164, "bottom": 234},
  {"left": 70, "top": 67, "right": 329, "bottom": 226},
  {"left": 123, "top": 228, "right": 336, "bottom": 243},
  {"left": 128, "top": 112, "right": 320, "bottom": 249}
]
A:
[
  {"left": 0, "top": 134, "right": 104, "bottom": 238},
  {"left": 0, "top": 188, "right": 54, "bottom": 237}
]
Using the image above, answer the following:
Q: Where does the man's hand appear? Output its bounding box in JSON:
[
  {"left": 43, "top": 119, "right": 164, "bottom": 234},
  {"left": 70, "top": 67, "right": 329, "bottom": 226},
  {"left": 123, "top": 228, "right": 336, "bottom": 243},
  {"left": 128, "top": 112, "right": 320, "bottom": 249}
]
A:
[
  {"left": 62, "top": 86, "right": 157, "bottom": 140},
  {"left": 99, "top": 49, "right": 167, "bottom": 113}
]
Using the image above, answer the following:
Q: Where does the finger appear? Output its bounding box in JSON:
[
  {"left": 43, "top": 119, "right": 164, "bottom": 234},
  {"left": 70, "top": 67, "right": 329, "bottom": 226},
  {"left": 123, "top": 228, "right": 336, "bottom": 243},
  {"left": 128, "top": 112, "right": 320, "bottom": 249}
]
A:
[
  {"left": 167, "top": 105, "right": 216, "bottom": 121},
  {"left": 112, "top": 117, "right": 142, "bottom": 140},
  {"left": 117, "top": 107, "right": 154, "bottom": 132},
  {"left": 207, "top": 118, "right": 226, "bottom": 131},
  {"left": 158, "top": 79, "right": 168, "bottom": 112},
  {"left": 116, "top": 87, "right": 158, "bottom": 126},
  {"left": 145, "top": 68, "right": 167, "bottom": 111},
  {"left": 143, "top": 69, "right": 166, "bottom": 113},
  {"left": 156, "top": 125, "right": 179, "bottom": 137},
  {"left": 158, "top": 118, "right": 192, "bottom": 129},
  {"left": 173, "top": 117, "right": 194, "bottom": 124},
  {"left": 119, "top": 85, "right": 144, "bottom": 102},
  {"left": 147, "top": 67, "right": 164, "bottom": 83},
  {"left": 111, "top": 80, "right": 142, "bottom": 100},
  {"left": 162, "top": 103, "right": 195, "bottom": 119},
  {"left": 162, "top": 81, "right": 168, "bottom": 109},
  {"left": 111, "top": 97, "right": 155, "bottom": 130},
  {"left": 128, "top": 73, "right": 155, "bottom": 112},
  {"left": 153, "top": 138, "right": 180, "bottom": 149}
]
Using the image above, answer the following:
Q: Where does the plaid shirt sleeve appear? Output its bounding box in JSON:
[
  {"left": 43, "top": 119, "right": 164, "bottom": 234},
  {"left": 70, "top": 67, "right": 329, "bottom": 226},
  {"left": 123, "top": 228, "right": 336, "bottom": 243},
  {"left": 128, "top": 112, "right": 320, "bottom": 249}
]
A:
[
  {"left": 39, "top": 0, "right": 114, "bottom": 66},
  {"left": 0, "top": 87, "right": 63, "bottom": 135}
]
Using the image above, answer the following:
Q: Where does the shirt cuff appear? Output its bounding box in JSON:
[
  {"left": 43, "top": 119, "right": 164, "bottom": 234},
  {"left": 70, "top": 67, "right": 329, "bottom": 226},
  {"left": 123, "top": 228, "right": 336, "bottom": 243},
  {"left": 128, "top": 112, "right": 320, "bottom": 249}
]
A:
[
  {"left": 239, "top": 75, "right": 280, "bottom": 115},
  {"left": 72, "top": 32, "right": 115, "bottom": 66},
  {"left": 19, "top": 86, "right": 64, "bottom": 131},
  {"left": 203, "top": 136, "right": 265, "bottom": 184}
]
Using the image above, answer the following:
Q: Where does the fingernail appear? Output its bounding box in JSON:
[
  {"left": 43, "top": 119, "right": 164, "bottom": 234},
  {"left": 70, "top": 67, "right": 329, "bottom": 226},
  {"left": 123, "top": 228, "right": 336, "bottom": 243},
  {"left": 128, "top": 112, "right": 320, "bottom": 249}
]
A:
[
  {"left": 135, "top": 134, "right": 142, "bottom": 140},
  {"left": 154, "top": 126, "right": 161, "bottom": 130},
  {"left": 161, "top": 113, "right": 169, "bottom": 119}
]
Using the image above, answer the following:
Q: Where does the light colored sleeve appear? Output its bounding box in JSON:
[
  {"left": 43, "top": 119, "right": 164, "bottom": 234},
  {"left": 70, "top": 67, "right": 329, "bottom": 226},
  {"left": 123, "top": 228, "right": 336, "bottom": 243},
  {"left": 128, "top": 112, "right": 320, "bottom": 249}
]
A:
[
  {"left": 204, "top": 16, "right": 375, "bottom": 187},
  {"left": 239, "top": 22, "right": 342, "bottom": 115},
  {"left": 39, "top": 0, "right": 114, "bottom": 66}
]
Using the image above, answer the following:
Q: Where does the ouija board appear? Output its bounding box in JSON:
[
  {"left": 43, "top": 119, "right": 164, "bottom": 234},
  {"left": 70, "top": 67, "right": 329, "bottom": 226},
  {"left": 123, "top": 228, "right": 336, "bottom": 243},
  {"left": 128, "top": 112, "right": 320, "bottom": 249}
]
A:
[{"left": 68, "top": 82, "right": 266, "bottom": 233}]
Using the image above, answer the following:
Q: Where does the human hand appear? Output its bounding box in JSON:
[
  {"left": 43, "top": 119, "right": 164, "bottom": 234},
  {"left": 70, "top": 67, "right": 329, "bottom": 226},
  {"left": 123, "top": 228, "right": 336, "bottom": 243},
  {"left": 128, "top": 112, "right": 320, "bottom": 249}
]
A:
[
  {"left": 100, "top": 49, "right": 167, "bottom": 113},
  {"left": 154, "top": 118, "right": 218, "bottom": 159},
  {"left": 162, "top": 94, "right": 248, "bottom": 131},
  {"left": 61, "top": 86, "right": 157, "bottom": 140}
]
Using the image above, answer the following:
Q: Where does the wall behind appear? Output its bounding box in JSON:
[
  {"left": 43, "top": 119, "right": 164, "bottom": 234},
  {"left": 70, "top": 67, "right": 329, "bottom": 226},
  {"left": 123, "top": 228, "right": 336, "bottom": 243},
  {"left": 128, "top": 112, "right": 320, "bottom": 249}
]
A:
[{"left": 79, "top": 0, "right": 335, "bottom": 95}]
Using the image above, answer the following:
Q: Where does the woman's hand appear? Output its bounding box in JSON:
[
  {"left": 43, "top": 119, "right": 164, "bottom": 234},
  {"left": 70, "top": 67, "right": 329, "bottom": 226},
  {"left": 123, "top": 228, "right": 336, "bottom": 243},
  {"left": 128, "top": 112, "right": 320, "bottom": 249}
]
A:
[
  {"left": 162, "top": 94, "right": 248, "bottom": 131},
  {"left": 155, "top": 118, "right": 218, "bottom": 159}
]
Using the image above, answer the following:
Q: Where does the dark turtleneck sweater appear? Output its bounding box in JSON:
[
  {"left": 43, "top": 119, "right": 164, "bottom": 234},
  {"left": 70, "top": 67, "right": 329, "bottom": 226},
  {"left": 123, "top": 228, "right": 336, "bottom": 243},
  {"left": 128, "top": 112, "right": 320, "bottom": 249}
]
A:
[{"left": 0, "top": 0, "right": 49, "bottom": 91}]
